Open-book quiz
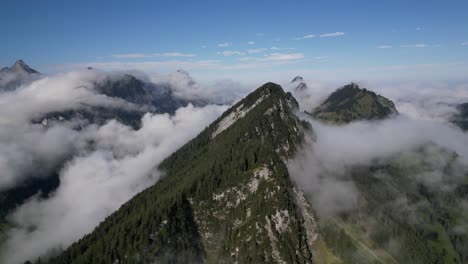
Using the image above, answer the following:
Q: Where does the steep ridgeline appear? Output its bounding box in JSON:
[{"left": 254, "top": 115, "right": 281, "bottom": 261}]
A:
[
  {"left": 45, "top": 83, "right": 321, "bottom": 264},
  {"left": 451, "top": 102, "right": 468, "bottom": 131},
  {"left": 311, "top": 83, "right": 398, "bottom": 123}
]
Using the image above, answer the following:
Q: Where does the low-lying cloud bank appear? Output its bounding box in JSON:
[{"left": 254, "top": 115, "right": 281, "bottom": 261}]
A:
[
  {"left": 287, "top": 78, "right": 468, "bottom": 219},
  {"left": 0, "top": 70, "right": 467, "bottom": 263},
  {"left": 289, "top": 114, "right": 468, "bottom": 216},
  {"left": 0, "top": 69, "right": 231, "bottom": 263},
  {"left": 1, "top": 104, "right": 227, "bottom": 264}
]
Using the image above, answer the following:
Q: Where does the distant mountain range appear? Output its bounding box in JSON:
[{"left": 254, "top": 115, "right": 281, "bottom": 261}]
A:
[{"left": 34, "top": 71, "right": 194, "bottom": 130}]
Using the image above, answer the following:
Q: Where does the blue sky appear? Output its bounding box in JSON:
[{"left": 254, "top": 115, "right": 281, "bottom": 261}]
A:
[{"left": 1, "top": 0, "right": 468, "bottom": 83}]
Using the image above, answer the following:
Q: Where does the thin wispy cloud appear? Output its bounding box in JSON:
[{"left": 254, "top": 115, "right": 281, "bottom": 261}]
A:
[
  {"left": 238, "top": 57, "right": 253, "bottom": 61},
  {"left": 462, "top": 41, "right": 468, "bottom": 46},
  {"left": 217, "top": 42, "right": 230, "bottom": 47},
  {"left": 112, "top": 52, "right": 196, "bottom": 59},
  {"left": 201, "top": 45, "right": 207, "bottom": 48},
  {"left": 295, "top": 34, "right": 315, "bottom": 40},
  {"left": 314, "top": 56, "right": 329, "bottom": 61},
  {"left": 160, "top": 52, "right": 196, "bottom": 57},
  {"left": 217, "top": 50, "right": 246, "bottom": 56},
  {"left": 320, "top": 32, "right": 345, "bottom": 38},
  {"left": 111, "top": 53, "right": 147, "bottom": 59},
  {"left": 260, "top": 53, "right": 304, "bottom": 61},
  {"left": 256, "top": 33, "right": 264, "bottom": 37},
  {"left": 377, "top": 45, "right": 393, "bottom": 49},
  {"left": 401, "top": 44, "right": 428, "bottom": 48},
  {"left": 270, "top": 47, "right": 280, "bottom": 50},
  {"left": 247, "top": 48, "right": 267, "bottom": 54},
  {"left": 247, "top": 41, "right": 255, "bottom": 45}
]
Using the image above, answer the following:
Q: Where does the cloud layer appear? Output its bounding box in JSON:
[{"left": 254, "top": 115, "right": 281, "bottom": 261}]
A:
[
  {"left": 287, "top": 79, "right": 468, "bottom": 217},
  {"left": 0, "top": 69, "right": 232, "bottom": 263}
]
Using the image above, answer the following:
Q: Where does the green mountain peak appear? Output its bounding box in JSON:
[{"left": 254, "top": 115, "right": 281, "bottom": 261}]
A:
[
  {"left": 46, "top": 83, "right": 317, "bottom": 264},
  {"left": 311, "top": 83, "right": 398, "bottom": 123}
]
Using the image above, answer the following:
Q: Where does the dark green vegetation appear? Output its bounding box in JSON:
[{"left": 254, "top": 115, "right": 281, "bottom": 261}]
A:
[
  {"left": 451, "top": 102, "right": 468, "bottom": 131},
  {"left": 45, "top": 83, "right": 320, "bottom": 264},
  {"left": 310, "top": 83, "right": 398, "bottom": 123},
  {"left": 0, "top": 173, "right": 59, "bottom": 219}
]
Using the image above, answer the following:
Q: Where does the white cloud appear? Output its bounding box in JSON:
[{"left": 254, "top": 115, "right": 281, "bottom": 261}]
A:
[
  {"left": 0, "top": 71, "right": 137, "bottom": 126},
  {"left": 0, "top": 104, "right": 228, "bottom": 264},
  {"left": 217, "top": 42, "right": 230, "bottom": 47},
  {"left": 286, "top": 79, "right": 468, "bottom": 217},
  {"left": 314, "top": 56, "right": 329, "bottom": 61},
  {"left": 247, "top": 41, "right": 255, "bottom": 45},
  {"left": 320, "top": 32, "right": 345, "bottom": 38},
  {"left": 0, "top": 69, "right": 255, "bottom": 263},
  {"left": 401, "top": 44, "right": 428, "bottom": 48},
  {"left": 270, "top": 47, "right": 280, "bottom": 50},
  {"left": 217, "top": 50, "right": 246, "bottom": 56},
  {"left": 247, "top": 48, "right": 267, "bottom": 54},
  {"left": 295, "top": 34, "right": 315, "bottom": 40},
  {"left": 260, "top": 53, "right": 304, "bottom": 61},
  {"left": 378, "top": 45, "right": 393, "bottom": 49},
  {"left": 157, "top": 52, "right": 196, "bottom": 57},
  {"left": 111, "top": 53, "right": 147, "bottom": 59},
  {"left": 201, "top": 45, "right": 207, "bottom": 48},
  {"left": 112, "top": 52, "right": 196, "bottom": 59},
  {"left": 289, "top": 113, "right": 468, "bottom": 217}
]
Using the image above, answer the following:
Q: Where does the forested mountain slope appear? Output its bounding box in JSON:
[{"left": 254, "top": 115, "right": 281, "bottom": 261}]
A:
[{"left": 45, "top": 83, "right": 324, "bottom": 264}]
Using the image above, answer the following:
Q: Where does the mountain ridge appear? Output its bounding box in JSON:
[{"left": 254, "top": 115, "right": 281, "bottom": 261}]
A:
[
  {"left": 11, "top": 81, "right": 467, "bottom": 264},
  {"left": 42, "top": 82, "right": 322, "bottom": 264}
]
